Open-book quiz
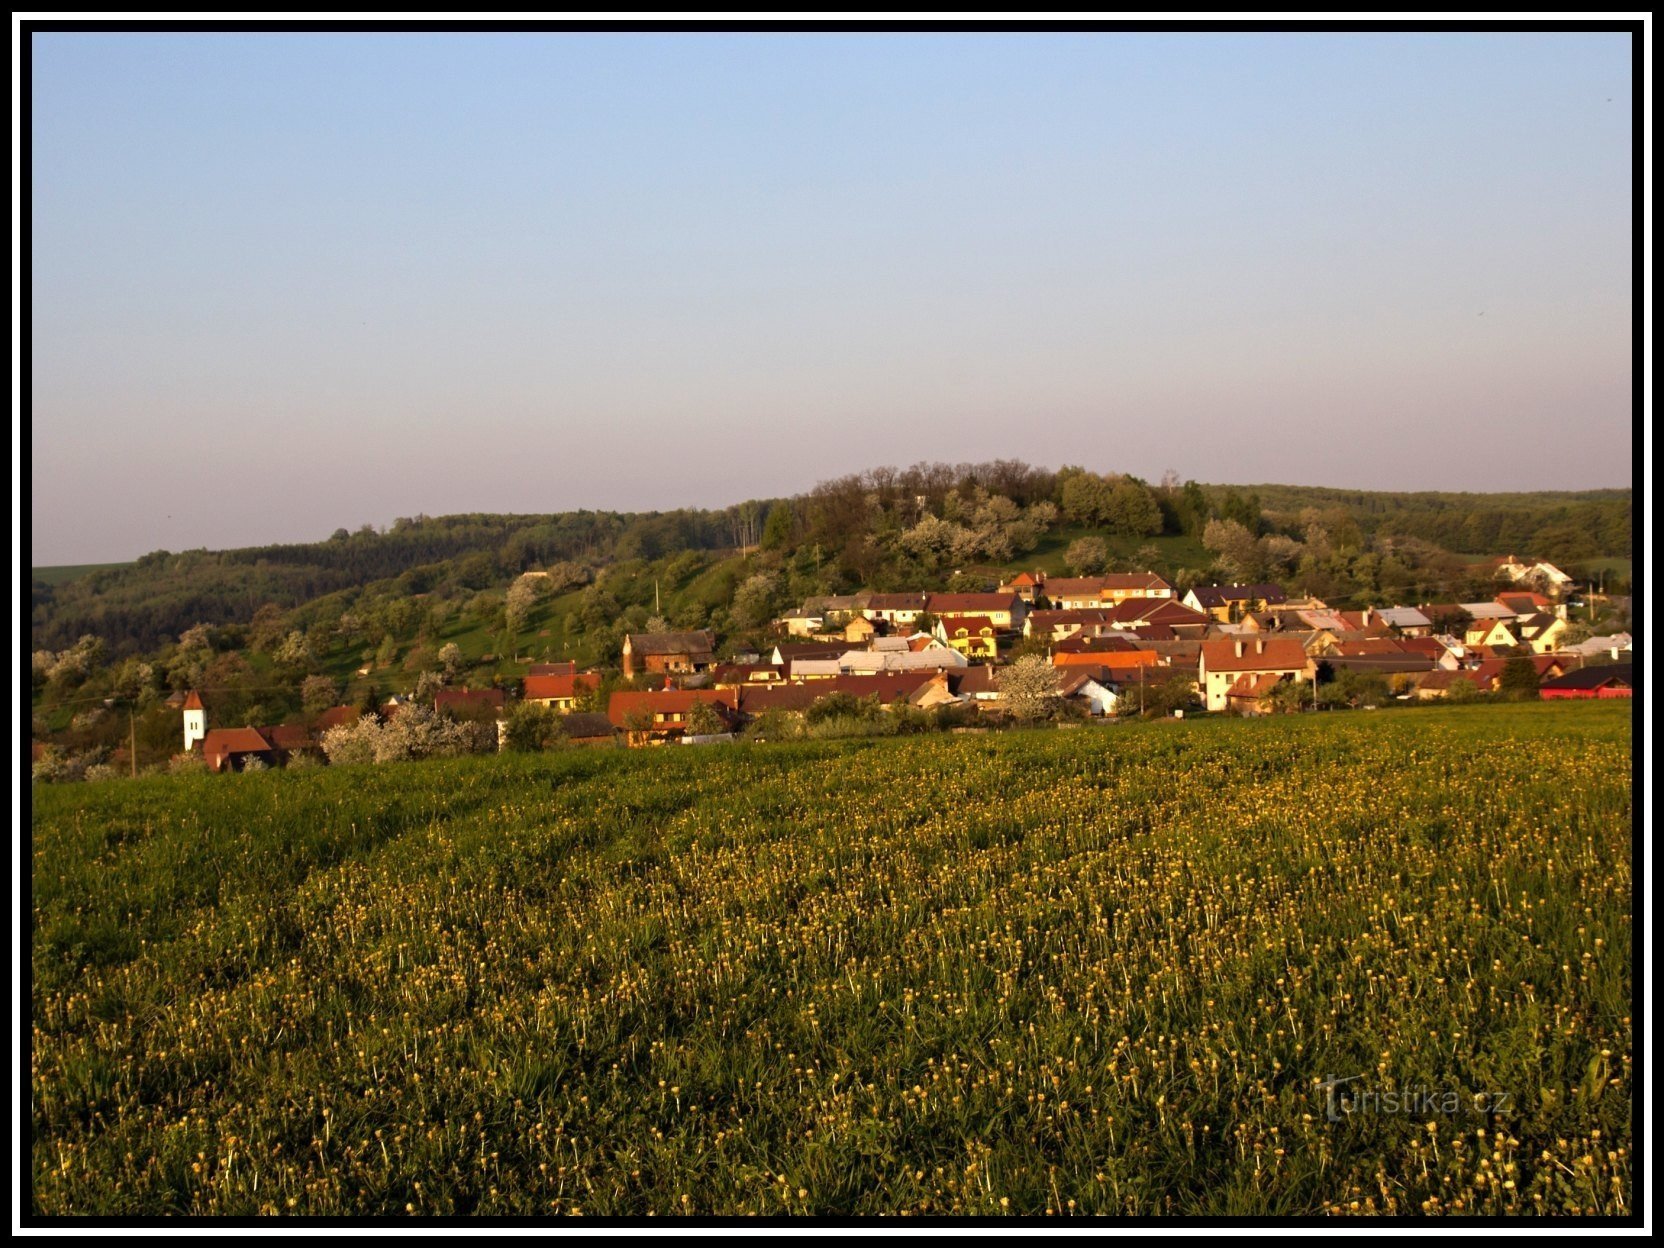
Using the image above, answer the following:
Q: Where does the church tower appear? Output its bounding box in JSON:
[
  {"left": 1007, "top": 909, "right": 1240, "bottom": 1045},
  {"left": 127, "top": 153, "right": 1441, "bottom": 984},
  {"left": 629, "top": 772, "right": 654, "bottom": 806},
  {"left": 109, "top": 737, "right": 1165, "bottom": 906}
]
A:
[{"left": 182, "top": 690, "right": 206, "bottom": 752}]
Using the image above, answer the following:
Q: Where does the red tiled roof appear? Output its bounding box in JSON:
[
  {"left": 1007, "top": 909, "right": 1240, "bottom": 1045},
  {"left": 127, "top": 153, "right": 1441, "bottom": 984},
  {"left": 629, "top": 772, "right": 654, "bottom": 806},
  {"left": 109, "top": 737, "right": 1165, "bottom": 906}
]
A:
[
  {"left": 607, "top": 689, "right": 739, "bottom": 728},
  {"left": 925, "top": 593, "right": 1021, "bottom": 614},
  {"left": 1226, "top": 672, "right": 1285, "bottom": 700},
  {"left": 313, "top": 705, "right": 363, "bottom": 731},
  {"left": 261, "top": 723, "right": 314, "bottom": 751},
  {"left": 183, "top": 691, "right": 204, "bottom": 711},
  {"left": 1328, "top": 638, "right": 1408, "bottom": 657},
  {"left": 1200, "top": 638, "right": 1309, "bottom": 673},
  {"left": 434, "top": 688, "right": 506, "bottom": 714}
]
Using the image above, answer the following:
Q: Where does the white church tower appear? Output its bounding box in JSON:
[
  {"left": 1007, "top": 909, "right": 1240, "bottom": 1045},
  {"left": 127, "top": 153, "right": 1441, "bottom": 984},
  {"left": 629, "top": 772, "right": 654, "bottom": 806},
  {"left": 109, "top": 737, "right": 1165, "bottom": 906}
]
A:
[{"left": 182, "top": 690, "right": 206, "bottom": 752}]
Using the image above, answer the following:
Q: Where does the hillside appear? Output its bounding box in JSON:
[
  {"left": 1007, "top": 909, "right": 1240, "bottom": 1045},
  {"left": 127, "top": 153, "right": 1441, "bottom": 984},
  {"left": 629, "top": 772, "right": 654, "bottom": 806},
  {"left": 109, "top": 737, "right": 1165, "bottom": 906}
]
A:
[
  {"left": 30, "top": 468, "right": 1633, "bottom": 662},
  {"left": 30, "top": 703, "right": 1633, "bottom": 1215}
]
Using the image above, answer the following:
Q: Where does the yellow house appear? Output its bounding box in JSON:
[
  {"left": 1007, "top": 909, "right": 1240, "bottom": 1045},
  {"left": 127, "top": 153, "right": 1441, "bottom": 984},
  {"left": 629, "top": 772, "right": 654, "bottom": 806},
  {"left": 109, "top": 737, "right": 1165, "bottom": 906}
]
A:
[
  {"left": 1464, "top": 619, "right": 1518, "bottom": 649},
  {"left": 935, "top": 616, "right": 1000, "bottom": 659}
]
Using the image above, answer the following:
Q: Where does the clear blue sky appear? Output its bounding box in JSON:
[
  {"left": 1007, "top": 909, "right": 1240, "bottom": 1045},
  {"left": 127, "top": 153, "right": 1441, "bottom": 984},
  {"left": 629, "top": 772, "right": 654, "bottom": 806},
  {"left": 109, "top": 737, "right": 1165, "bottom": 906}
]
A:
[{"left": 29, "top": 31, "right": 1636, "bottom": 565}]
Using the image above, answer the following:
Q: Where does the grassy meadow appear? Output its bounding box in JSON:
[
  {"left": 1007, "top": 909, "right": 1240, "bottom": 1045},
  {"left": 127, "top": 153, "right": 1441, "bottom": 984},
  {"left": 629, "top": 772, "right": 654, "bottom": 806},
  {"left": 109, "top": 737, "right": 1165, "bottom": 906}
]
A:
[{"left": 30, "top": 702, "right": 1633, "bottom": 1217}]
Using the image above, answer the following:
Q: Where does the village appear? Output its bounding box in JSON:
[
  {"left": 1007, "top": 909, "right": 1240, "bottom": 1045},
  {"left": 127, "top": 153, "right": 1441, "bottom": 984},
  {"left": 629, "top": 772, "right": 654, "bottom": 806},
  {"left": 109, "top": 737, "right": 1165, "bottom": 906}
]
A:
[{"left": 159, "top": 554, "right": 1633, "bottom": 771}]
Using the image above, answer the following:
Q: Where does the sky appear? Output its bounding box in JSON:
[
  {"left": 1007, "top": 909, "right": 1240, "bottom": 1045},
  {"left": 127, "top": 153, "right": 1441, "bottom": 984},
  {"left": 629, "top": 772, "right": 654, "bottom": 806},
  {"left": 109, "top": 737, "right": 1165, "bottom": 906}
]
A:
[{"left": 26, "top": 29, "right": 1639, "bottom": 565}]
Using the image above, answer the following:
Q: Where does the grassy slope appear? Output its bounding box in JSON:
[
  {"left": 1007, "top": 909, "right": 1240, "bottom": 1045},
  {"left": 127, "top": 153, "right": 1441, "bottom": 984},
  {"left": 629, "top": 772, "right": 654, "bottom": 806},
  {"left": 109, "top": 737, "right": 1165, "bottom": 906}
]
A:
[{"left": 31, "top": 702, "right": 1633, "bottom": 1217}]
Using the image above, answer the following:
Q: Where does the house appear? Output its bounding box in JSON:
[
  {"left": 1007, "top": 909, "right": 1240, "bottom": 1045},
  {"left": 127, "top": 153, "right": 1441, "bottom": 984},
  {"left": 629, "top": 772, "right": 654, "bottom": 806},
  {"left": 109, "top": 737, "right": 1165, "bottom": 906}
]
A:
[
  {"left": 843, "top": 615, "right": 879, "bottom": 645},
  {"left": 861, "top": 593, "right": 929, "bottom": 626},
  {"left": 1224, "top": 672, "right": 1293, "bottom": 716},
  {"left": 1183, "top": 584, "right": 1289, "bottom": 622},
  {"left": 923, "top": 592, "right": 1026, "bottom": 630},
  {"left": 801, "top": 594, "right": 868, "bottom": 623},
  {"left": 1375, "top": 606, "right": 1433, "bottom": 637},
  {"left": 434, "top": 687, "right": 507, "bottom": 719},
  {"left": 621, "top": 630, "right": 717, "bottom": 679},
  {"left": 1496, "top": 591, "right": 1561, "bottom": 619},
  {"left": 710, "top": 663, "right": 786, "bottom": 688},
  {"left": 997, "top": 571, "right": 1045, "bottom": 604},
  {"left": 778, "top": 610, "right": 827, "bottom": 638},
  {"left": 1197, "top": 638, "right": 1310, "bottom": 712},
  {"left": 1563, "top": 632, "right": 1632, "bottom": 661},
  {"left": 1512, "top": 613, "right": 1568, "bottom": 655},
  {"left": 1050, "top": 637, "right": 1162, "bottom": 675},
  {"left": 560, "top": 712, "right": 620, "bottom": 747},
  {"left": 1539, "top": 663, "right": 1633, "bottom": 699},
  {"left": 1040, "top": 573, "right": 1175, "bottom": 609},
  {"left": 1057, "top": 667, "right": 1120, "bottom": 716},
  {"left": 607, "top": 689, "right": 742, "bottom": 745},
  {"left": 528, "top": 661, "right": 578, "bottom": 677},
  {"left": 1492, "top": 554, "right": 1575, "bottom": 597},
  {"left": 522, "top": 671, "right": 602, "bottom": 712},
  {"left": 198, "top": 726, "right": 278, "bottom": 773},
  {"left": 1024, "top": 598, "right": 1210, "bottom": 640},
  {"left": 1463, "top": 618, "right": 1519, "bottom": 650},
  {"left": 934, "top": 616, "right": 1003, "bottom": 659},
  {"left": 1399, "top": 636, "right": 1464, "bottom": 670},
  {"left": 835, "top": 647, "right": 969, "bottom": 676},
  {"left": 771, "top": 642, "right": 846, "bottom": 668},
  {"left": 1412, "top": 669, "right": 1487, "bottom": 700}
]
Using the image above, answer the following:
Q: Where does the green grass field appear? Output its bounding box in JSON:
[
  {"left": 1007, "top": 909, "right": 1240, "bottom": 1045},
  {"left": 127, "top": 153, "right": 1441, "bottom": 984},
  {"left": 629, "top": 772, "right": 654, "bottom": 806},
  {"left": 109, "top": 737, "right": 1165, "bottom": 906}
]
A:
[{"left": 30, "top": 703, "right": 1633, "bottom": 1217}]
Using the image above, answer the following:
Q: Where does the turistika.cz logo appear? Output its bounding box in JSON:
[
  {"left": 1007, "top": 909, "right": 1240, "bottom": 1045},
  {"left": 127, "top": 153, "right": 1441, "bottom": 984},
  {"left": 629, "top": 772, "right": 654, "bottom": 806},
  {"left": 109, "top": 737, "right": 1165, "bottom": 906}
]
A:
[{"left": 1318, "top": 1074, "right": 1514, "bottom": 1123}]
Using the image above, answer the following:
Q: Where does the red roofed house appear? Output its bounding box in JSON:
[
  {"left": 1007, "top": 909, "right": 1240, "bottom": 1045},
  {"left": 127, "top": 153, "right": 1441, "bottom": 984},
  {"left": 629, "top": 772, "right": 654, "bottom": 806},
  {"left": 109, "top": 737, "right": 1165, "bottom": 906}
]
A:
[
  {"left": 1198, "top": 638, "right": 1311, "bottom": 712},
  {"left": 1223, "top": 672, "right": 1292, "bottom": 716},
  {"left": 1041, "top": 573, "right": 1175, "bottom": 609},
  {"left": 434, "top": 687, "right": 506, "bottom": 718},
  {"left": 199, "top": 726, "right": 278, "bottom": 773},
  {"left": 923, "top": 592, "right": 1025, "bottom": 630},
  {"left": 608, "top": 689, "right": 741, "bottom": 746},
  {"left": 1540, "top": 663, "right": 1633, "bottom": 699},
  {"left": 997, "top": 571, "right": 1045, "bottom": 604}
]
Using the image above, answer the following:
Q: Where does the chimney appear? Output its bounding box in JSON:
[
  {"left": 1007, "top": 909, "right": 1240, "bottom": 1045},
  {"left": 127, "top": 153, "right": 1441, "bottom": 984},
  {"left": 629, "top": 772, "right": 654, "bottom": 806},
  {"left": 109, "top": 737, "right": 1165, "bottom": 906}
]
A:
[
  {"left": 1255, "top": 638, "right": 1265, "bottom": 655},
  {"left": 1234, "top": 639, "right": 1245, "bottom": 658}
]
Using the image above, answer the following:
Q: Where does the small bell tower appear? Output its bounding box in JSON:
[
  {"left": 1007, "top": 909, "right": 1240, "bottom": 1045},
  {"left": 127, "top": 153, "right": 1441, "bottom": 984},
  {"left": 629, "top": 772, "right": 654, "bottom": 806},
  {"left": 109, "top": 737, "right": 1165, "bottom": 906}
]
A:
[{"left": 182, "top": 690, "right": 206, "bottom": 752}]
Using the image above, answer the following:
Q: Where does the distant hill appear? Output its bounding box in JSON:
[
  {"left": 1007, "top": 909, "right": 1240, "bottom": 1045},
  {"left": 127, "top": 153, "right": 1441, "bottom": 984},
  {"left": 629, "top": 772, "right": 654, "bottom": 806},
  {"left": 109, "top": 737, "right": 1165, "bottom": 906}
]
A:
[
  {"left": 30, "top": 562, "right": 134, "bottom": 587},
  {"left": 28, "top": 466, "right": 1632, "bottom": 661}
]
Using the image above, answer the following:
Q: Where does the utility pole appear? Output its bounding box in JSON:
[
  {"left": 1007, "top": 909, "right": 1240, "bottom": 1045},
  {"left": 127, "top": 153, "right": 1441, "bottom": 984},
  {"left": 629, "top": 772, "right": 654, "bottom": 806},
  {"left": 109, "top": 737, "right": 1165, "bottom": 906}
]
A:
[{"left": 129, "top": 706, "right": 137, "bottom": 778}]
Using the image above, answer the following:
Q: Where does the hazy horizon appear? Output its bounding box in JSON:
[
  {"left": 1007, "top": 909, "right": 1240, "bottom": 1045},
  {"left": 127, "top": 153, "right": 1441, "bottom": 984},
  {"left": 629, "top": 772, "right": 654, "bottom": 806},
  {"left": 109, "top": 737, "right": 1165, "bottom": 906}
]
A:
[{"left": 29, "top": 31, "right": 1636, "bottom": 565}]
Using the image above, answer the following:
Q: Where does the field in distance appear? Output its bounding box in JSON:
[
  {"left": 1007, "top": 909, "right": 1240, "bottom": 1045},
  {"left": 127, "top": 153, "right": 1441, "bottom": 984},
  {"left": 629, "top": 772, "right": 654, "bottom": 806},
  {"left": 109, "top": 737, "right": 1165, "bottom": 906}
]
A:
[{"left": 31, "top": 702, "right": 1633, "bottom": 1217}]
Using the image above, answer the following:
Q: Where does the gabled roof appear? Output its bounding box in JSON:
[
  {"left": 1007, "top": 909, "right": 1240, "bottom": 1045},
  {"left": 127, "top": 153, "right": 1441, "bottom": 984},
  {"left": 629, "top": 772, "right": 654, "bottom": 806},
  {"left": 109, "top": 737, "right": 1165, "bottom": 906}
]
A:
[
  {"left": 1200, "top": 637, "right": 1309, "bottom": 673},
  {"left": 924, "top": 592, "right": 1021, "bottom": 614},
  {"left": 261, "top": 723, "right": 314, "bottom": 751},
  {"left": 201, "top": 726, "right": 274, "bottom": 768},
  {"left": 1226, "top": 672, "right": 1285, "bottom": 700},
  {"left": 865, "top": 593, "right": 929, "bottom": 612},
  {"left": 607, "top": 689, "right": 739, "bottom": 727},
  {"left": 1375, "top": 606, "right": 1432, "bottom": 629},
  {"left": 561, "top": 712, "right": 617, "bottom": 739},
  {"left": 624, "top": 630, "right": 716, "bottom": 655},
  {"left": 528, "top": 661, "right": 578, "bottom": 676},
  {"left": 435, "top": 687, "right": 506, "bottom": 713},
  {"left": 1541, "top": 663, "right": 1632, "bottom": 691},
  {"left": 313, "top": 704, "right": 364, "bottom": 731},
  {"left": 1459, "top": 602, "right": 1515, "bottom": 619}
]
